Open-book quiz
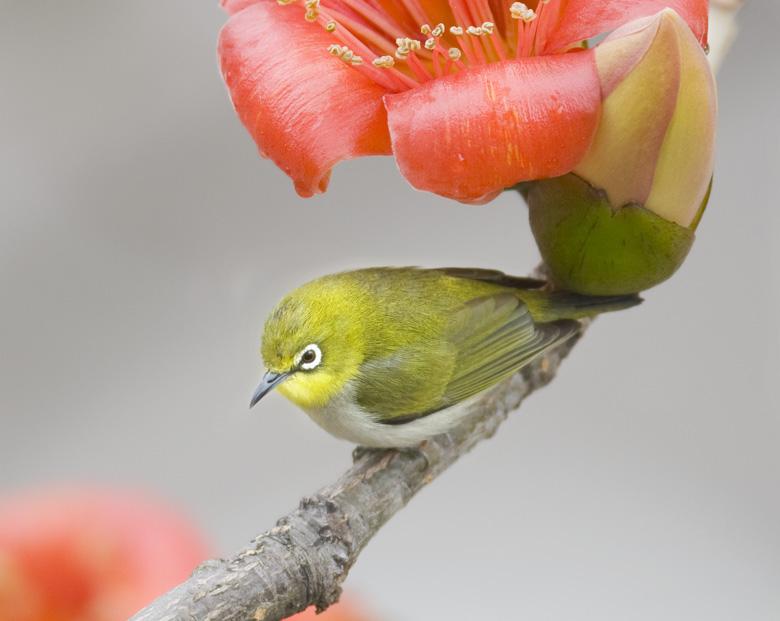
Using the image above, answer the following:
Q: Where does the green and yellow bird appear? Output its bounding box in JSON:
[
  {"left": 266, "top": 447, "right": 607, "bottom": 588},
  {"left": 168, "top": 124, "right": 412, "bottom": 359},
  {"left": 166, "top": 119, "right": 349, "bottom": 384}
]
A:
[{"left": 251, "top": 267, "right": 639, "bottom": 447}]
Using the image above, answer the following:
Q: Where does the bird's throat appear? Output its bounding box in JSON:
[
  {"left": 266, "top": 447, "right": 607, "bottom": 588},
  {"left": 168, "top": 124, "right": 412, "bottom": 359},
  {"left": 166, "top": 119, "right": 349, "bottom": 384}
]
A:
[{"left": 276, "top": 370, "right": 348, "bottom": 410}]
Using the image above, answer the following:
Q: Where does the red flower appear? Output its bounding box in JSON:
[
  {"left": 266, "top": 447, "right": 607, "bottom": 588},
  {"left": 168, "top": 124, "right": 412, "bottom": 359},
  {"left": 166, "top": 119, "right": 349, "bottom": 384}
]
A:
[
  {"left": 218, "top": 0, "right": 707, "bottom": 203},
  {"left": 0, "top": 488, "right": 209, "bottom": 621}
]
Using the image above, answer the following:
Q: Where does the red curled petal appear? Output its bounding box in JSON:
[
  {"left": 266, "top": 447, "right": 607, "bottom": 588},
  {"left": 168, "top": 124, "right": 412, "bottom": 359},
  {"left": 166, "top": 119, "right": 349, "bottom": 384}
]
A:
[
  {"left": 544, "top": 0, "right": 709, "bottom": 52},
  {"left": 218, "top": 1, "right": 392, "bottom": 197},
  {"left": 384, "top": 51, "right": 601, "bottom": 204}
]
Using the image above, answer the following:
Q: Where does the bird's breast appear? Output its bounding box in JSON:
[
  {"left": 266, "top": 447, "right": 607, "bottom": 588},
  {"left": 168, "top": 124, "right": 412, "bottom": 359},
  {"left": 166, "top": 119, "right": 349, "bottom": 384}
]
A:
[{"left": 302, "top": 382, "right": 488, "bottom": 448}]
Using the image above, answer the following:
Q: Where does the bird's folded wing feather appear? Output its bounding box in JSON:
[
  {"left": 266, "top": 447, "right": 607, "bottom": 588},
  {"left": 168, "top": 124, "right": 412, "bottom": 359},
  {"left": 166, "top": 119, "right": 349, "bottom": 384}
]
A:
[
  {"left": 433, "top": 267, "right": 546, "bottom": 290},
  {"left": 355, "top": 293, "right": 579, "bottom": 424}
]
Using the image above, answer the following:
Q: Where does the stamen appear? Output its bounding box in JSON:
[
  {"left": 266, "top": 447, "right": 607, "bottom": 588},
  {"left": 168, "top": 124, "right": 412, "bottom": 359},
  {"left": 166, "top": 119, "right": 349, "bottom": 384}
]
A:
[
  {"left": 453, "top": 0, "right": 496, "bottom": 60},
  {"left": 393, "top": 37, "right": 434, "bottom": 82},
  {"left": 338, "top": 0, "right": 411, "bottom": 43},
  {"left": 407, "top": 52, "right": 434, "bottom": 81},
  {"left": 325, "top": 4, "right": 429, "bottom": 90},
  {"left": 372, "top": 55, "right": 395, "bottom": 68},
  {"left": 447, "top": 2, "right": 485, "bottom": 65},
  {"left": 510, "top": 2, "right": 538, "bottom": 57},
  {"left": 395, "top": 37, "right": 422, "bottom": 60},
  {"left": 465, "top": 21, "right": 500, "bottom": 63},
  {"left": 394, "top": 0, "right": 434, "bottom": 31},
  {"left": 421, "top": 21, "right": 459, "bottom": 76},
  {"left": 510, "top": 2, "right": 536, "bottom": 22},
  {"left": 304, "top": 0, "right": 319, "bottom": 22},
  {"left": 478, "top": 19, "right": 506, "bottom": 61},
  {"left": 465, "top": 26, "right": 487, "bottom": 63},
  {"left": 319, "top": 9, "right": 412, "bottom": 90},
  {"left": 328, "top": 43, "right": 363, "bottom": 65},
  {"left": 277, "top": 0, "right": 558, "bottom": 91},
  {"left": 326, "top": 6, "right": 397, "bottom": 55},
  {"left": 464, "top": 0, "right": 507, "bottom": 60},
  {"left": 529, "top": 0, "right": 555, "bottom": 55}
]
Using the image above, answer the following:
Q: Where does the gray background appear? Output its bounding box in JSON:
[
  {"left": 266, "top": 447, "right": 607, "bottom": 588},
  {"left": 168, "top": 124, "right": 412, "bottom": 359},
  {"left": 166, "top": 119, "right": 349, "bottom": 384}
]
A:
[{"left": 1, "top": 2, "right": 778, "bottom": 619}]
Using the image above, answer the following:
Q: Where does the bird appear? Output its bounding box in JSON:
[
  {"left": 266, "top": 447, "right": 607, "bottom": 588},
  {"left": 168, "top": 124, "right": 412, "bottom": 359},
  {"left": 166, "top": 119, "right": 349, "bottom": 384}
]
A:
[{"left": 250, "top": 267, "right": 640, "bottom": 447}]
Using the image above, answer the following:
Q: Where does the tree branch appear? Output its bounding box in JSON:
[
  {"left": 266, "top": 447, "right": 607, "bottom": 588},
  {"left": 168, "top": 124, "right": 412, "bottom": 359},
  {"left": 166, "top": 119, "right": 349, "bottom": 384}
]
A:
[
  {"left": 132, "top": 316, "right": 585, "bottom": 621},
  {"left": 131, "top": 5, "right": 744, "bottom": 619}
]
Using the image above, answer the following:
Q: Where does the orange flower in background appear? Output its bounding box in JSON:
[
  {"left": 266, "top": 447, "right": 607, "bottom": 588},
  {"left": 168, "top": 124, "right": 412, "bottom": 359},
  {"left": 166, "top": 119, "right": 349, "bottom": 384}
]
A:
[
  {"left": 0, "top": 488, "right": 209, "bottom": 621},
  {"left": 218, "top": 0, "right": 708, "bottom": 202}
]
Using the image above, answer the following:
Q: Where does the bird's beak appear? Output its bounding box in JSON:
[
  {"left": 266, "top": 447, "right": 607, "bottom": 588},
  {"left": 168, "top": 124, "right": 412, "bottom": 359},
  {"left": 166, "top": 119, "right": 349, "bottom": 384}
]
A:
[{"left": 249, "top": 370, "right": 290, "bottom": 408}]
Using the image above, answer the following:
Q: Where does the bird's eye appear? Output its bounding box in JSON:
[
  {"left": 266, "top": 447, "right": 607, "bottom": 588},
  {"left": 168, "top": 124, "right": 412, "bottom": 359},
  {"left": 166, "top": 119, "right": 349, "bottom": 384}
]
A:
[{"left": 297, "top": 343, "right": 322, "bottom": 370}]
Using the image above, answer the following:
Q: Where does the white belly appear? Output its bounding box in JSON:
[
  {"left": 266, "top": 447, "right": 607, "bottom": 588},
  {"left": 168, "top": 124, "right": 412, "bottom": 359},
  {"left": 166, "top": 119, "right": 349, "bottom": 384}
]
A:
[{"left": 303, "top": 384, "right": 487, "bottom": 448}]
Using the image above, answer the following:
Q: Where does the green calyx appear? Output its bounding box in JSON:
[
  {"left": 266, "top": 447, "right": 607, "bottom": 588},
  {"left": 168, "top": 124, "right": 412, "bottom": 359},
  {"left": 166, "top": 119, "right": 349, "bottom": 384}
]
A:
[{"left": 524, "top": 174, "right": 705, "bottom": 295}]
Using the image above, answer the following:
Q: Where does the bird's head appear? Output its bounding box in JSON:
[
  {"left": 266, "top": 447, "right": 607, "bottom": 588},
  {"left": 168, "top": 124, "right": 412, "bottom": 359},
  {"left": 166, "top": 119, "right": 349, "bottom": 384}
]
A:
[{"left": 252, "top": 279, "right": 366, "bottom": 411}]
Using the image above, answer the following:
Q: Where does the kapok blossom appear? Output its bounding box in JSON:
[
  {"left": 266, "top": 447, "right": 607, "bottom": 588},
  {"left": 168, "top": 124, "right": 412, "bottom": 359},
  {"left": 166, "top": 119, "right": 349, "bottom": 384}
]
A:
[{"left": 218, "top": 0, "right": 708, "bottom": 202}]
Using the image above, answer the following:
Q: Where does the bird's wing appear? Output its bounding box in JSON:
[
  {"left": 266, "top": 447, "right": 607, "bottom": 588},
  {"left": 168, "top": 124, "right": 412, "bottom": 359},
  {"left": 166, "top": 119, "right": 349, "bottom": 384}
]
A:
[
  {"left": 433, "top": 267, "right": 546, "bottom": 290},
  {"left": 353, "top": 339, "right": 458, "bottom": 423},
  {"left": 440, "top": 293, "right": 578, "bottom": 406},
  {"left": 355, "top": 293, "right": 578, "bottom": 424}
]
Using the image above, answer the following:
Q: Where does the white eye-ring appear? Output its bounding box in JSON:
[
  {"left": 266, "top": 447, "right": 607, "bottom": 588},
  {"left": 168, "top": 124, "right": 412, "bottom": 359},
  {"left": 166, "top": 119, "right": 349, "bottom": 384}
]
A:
[{"left": 296, "top": 343, "right": 322, "bottom": 370}]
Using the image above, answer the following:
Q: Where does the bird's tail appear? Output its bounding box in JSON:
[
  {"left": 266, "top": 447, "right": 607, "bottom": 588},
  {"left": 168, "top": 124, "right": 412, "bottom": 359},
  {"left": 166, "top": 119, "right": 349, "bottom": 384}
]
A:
[{"left": 522, "top": 289, "right": 642, "bottom": 323}]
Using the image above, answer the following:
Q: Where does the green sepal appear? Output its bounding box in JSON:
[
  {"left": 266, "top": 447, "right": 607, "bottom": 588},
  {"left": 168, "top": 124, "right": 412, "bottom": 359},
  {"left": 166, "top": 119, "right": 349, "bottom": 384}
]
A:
[{"left": 525, "top": 174, "right": 696, "bottom": 295}]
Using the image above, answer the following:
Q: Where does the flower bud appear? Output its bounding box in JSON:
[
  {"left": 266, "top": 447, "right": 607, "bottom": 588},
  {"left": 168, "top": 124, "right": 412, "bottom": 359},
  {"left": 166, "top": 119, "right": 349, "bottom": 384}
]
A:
[{"left": 527, "top": 9, "right": 716, "bottom": 295}]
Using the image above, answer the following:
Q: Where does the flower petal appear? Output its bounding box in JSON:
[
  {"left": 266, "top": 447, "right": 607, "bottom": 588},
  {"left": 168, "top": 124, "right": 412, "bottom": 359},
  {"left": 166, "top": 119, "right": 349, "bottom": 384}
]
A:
[
  {"left": 218, "top": 1, "right": 392, "bottom": 197},
  {"left": 645, "top": 11, "right": 716, "bottom": 227},
  {"left": 576, "top": 9, "right": 716, "bottom": 227},
  {"left": 543, "top": 0, "right": 709, "bottom": 52},
  {"left": 575, "top": 12, "right": 682, "bottom": 210},
  {"left": 384, "top": 50, "right": 601, "bottom": 203}
]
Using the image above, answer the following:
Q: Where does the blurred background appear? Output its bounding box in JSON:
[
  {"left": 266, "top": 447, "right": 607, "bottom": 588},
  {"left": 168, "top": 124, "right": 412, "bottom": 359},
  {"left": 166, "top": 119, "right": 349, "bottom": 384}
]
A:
[{"left": 1, "top": 2, "right": 778, "bottom": 620}]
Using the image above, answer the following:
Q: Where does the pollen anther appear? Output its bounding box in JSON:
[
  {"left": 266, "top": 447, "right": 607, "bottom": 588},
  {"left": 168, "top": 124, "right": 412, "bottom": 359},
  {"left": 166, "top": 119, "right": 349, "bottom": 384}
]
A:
[
  {"left": 395, "top": 37, "right": 422, "bottom": 60},
  {"left": 328, "top": 44, "right": 363, "bottom": 66},
  {"left": 303, "top": 0, "right": 319, "bottom": 21},
  {"left": 510, "top": 2, "right": 537, "bottom": 21},
  {"left": 279, "top": 0, "right": 557, "bottom": 88},
  {"left": 372, "top": 55, "right": 395, "bottom": 68}
]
